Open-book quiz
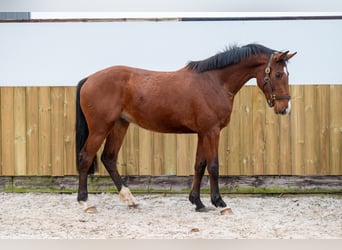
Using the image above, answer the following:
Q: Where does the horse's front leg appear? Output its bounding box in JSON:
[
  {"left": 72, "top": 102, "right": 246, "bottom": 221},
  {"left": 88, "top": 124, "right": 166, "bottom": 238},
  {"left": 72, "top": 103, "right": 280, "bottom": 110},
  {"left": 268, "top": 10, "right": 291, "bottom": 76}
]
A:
[
  {"left": 207, "top": 155, "right": 227, "bottom": 208},
  {"left": 189, "top": 136, "right": 207, "bottom": 211},
  {"left": 202, "top": 129, "right": 227, "bottom": 208}
]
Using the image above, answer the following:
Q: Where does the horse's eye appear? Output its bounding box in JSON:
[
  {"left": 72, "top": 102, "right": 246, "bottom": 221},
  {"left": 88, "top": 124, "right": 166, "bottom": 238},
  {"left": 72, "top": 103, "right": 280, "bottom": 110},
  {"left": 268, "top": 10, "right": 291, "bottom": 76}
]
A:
[{"left": 275, "top": 72, "right": 283, "bottom": 79}]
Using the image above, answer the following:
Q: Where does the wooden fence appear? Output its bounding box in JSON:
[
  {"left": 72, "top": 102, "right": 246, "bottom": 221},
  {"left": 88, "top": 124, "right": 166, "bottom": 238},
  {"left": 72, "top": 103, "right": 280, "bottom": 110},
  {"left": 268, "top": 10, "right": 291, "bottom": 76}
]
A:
[{"left": 0, "top": 85, "right": 341, "bottom": 176}]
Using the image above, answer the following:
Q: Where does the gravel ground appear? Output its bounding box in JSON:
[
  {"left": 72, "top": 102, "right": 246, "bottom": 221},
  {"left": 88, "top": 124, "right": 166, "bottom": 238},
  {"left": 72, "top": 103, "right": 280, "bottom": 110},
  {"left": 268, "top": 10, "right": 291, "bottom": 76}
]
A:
[{"left": 0, "top": 193, "right": 341, "bottom": 239}]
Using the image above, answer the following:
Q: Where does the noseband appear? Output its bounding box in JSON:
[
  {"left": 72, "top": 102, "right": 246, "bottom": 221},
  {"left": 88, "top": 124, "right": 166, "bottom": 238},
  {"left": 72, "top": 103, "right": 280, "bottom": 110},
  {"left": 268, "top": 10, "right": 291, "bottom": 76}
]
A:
[{"left": 262, "top": 53, "right": 291, "bottom": 107}]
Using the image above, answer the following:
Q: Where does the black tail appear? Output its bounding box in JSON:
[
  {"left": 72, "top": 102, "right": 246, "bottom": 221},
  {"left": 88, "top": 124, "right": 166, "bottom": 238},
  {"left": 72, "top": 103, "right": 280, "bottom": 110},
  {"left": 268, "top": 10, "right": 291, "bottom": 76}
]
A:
[{"left": 76, "top": 78, "right": 98, "bottom": 174}]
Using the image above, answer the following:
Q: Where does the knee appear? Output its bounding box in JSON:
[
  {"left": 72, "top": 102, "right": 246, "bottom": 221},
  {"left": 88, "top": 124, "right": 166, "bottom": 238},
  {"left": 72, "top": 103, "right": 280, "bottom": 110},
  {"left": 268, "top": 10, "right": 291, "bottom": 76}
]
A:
[
  {"left": 100, "top": 153, "right": 115, "bottom": 166},
  {"left": 77, "top": 152, "right": 89, "bottom": 172},
  {"left": 207, "top": 156, "right": 219, "bottom": 174},
  {"left": 207, "top": 161, "right": 219, "bottom": 178},
  {"left": 195, "top": 160, "right": 207, "bottom": 174}
]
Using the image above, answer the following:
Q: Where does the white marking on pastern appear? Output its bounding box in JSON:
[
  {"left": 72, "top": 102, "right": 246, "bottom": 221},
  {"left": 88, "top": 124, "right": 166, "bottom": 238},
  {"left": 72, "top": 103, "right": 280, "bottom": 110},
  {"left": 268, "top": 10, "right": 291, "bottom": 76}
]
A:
[
  {"left": 79, "top": 200, "right": 97, "bottom": 213},
  {"left": 119, "top": 186, "right": 138, "bottom": 208}
]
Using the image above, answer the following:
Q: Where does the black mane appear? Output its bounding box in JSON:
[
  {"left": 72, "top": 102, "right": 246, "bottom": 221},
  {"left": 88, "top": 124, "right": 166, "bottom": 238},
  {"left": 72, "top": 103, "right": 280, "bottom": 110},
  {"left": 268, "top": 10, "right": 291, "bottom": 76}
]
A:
[{"left": 187, "top": 44, "right": 277, "bottom": 73}]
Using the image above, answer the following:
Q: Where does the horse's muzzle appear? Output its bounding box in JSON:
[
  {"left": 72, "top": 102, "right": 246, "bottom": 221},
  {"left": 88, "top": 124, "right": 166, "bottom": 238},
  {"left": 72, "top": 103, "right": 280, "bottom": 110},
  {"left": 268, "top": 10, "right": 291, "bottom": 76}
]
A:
[{"left": 275, "top": 100, "right": 291, "bottom": 115}]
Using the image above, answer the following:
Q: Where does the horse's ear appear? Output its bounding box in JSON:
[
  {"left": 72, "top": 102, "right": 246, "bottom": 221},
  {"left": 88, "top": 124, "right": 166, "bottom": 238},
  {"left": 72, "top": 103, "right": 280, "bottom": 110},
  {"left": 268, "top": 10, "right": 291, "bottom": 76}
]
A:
[
  {"left": 286, "top": 52, "right": 297, "bottom": 60},
  {"left": 274, "top": 51, "right": 297, "bottom": 62},
  {"left": 274, "top": 51, "right": 289, "bottom": 62}
]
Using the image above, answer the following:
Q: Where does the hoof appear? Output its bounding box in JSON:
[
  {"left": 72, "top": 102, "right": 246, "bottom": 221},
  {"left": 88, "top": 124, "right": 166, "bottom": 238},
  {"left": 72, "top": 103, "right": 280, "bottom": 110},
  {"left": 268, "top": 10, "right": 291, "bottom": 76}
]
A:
[
  {"left": 195, "top": 206, "right": 209, "bottom": 212},
  {"left": 211, "top": 197, "right": 227, "bottom": 208},
  {"left": 220, "top": 207, "right": 233, "bottom": 215},
  {"left": 84, "top": 206, "right": 97, "bottom": 214},
  {"left": 128, "top": 203, "right": 139, "bottom": 209},
  {"left": 79, "top": 201, "right": 97, "bottom": 214}
]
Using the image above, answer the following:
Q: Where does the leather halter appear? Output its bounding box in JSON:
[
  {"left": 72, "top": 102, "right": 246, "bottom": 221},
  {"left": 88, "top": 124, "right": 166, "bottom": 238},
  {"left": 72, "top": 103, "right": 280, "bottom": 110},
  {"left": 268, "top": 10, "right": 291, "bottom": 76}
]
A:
[{"left": 262, "top": 53, "right": 291, "bottom": 108}]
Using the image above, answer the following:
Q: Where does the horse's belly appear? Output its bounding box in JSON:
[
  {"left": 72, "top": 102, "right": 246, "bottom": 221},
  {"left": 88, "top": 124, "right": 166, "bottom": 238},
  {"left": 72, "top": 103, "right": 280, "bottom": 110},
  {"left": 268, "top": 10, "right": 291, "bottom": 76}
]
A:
[{"left": 120, "top": 111, "right": 195, "bottom": 134}]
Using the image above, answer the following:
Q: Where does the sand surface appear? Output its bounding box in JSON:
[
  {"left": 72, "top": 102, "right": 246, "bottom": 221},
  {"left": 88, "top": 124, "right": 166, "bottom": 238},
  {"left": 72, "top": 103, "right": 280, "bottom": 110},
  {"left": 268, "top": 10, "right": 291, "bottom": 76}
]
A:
[{"left": 0, "top": 193, "right": 341, "bottom": 239}]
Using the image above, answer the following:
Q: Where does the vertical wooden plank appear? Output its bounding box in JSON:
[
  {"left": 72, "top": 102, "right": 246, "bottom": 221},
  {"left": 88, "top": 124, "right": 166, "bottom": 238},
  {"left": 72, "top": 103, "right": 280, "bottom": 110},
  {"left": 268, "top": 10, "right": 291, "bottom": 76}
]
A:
[
  {"left": 26, "top": 87, "right": 39, "bottom": 175},
  {"left": 51, "top": 87, "right": 65, "bottom": 176},
  {"left": 117, "top": 140, "right": 125, "bottom": 176},
  {"left": 116, "top": 127, "right": 126, "bottom": 177},
  {"left": 176, "top": 134, "right": 189, "bottom": 176},
  {"left": 138, "top": 128, "right": 152, "bottom": 175},
  {"left": 252, "top": 87, "right": 266, "bottom": 174},
  {"left": 290, "top": 85, "right": 305, "bottom": 174},
  {"left": 239, "top": 87, "right": 254, "bottom": 175},
  {"left": 188, "top": 134, "right": 197, "bottom": 176},
  {"left": 96, "top": 142, "right": 107, "bottom": 176},
  {"left": 63, "top": 87, "right": 77, "bottom": 175},
  {"left": 317, "top": 85, "right": 330, "bottom": 174},
  {"left": 120, "top": 130, "right": 128, "bottom": 175},
  {"left": 125, "top": 125, "right": 139, "bottom": 175},
  {"left": 13, "top": 88, "right": 27, "bottom": 175},
  {"left": 329, "top": 85, "right": 342, "bottom": 174},
  {"left": 219, "top": 127, "right": 229, "bottom": 175},
  {"left": 278, "top": 86, "right": 292, "bottom": 175},
  {"left": 278, "top": 113, "right": 291, "bottom": 174},
  {"left": 152, "top": 132, "right": 164, "bottom": 175},
  {"left": 1, "top": 88, "right": 15, "bottom": 175},
  {"left": 264, "top": 105, "right": 279, "bottom": 174},
  {"left": 303, "top": 85, "right": 319, "bottom": 174},
  {"left": 226, "top": 91, "right": 241, "bottom": 175},
  {"left": 163, "top": 133, "right": 177, "bottom": 175},
  {"left": 38, "top": 87, "right": 52, "bottom": 175}
]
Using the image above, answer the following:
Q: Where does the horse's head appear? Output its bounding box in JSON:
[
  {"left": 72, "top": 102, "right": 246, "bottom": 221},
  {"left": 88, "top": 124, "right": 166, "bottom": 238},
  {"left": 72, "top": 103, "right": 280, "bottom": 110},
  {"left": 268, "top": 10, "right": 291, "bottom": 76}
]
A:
[{"left": 256, "top": 51, "right": 296, "bottom": 115}]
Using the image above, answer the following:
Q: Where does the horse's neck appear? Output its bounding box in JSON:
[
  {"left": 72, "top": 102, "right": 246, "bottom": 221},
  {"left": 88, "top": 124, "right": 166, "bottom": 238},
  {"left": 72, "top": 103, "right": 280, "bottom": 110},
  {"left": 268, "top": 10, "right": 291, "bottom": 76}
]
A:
[{"left": 217, "top": 57, "right": 265, "bottom": 96}]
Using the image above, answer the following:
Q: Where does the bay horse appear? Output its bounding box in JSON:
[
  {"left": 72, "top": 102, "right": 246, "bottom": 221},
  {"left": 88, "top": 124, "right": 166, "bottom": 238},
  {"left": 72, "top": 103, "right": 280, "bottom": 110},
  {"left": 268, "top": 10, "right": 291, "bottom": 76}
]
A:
[{"left": 76, "top": 43, "right": 296, "bottom": 213}]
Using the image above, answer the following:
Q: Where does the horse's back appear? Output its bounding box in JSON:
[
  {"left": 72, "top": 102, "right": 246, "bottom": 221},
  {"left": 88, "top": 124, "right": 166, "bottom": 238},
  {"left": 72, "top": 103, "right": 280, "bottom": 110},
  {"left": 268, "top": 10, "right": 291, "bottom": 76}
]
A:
[{"left": 81, "top": 65, "right": 228, "bottom": 133}]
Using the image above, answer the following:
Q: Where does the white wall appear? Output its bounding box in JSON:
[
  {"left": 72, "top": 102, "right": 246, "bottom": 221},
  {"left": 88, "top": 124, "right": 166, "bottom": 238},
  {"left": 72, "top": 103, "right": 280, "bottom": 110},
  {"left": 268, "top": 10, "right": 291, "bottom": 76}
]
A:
[
  {"left": 1, "top": 18, "right": 342, "bottom": 86},
  {"left": 2, "top": 0, "right": 342, "bottom": 12}
]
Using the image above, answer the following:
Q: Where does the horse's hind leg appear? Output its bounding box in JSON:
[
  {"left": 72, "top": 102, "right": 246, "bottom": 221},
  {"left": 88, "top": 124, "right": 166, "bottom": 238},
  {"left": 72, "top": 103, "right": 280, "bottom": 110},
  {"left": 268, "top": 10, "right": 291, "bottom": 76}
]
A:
[
  {"left": 78, "top": 131, "right": 109, "bottom": 213},
  {"left": 101, "top": 119, "right": 137, "bottom": 208}
]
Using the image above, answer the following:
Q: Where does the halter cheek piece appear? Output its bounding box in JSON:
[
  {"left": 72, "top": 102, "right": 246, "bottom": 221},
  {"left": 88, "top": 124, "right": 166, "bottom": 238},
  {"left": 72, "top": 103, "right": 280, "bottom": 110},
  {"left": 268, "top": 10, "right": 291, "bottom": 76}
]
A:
[{"left": 262, "top": 53, "right": 291, "bottom": 108}]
